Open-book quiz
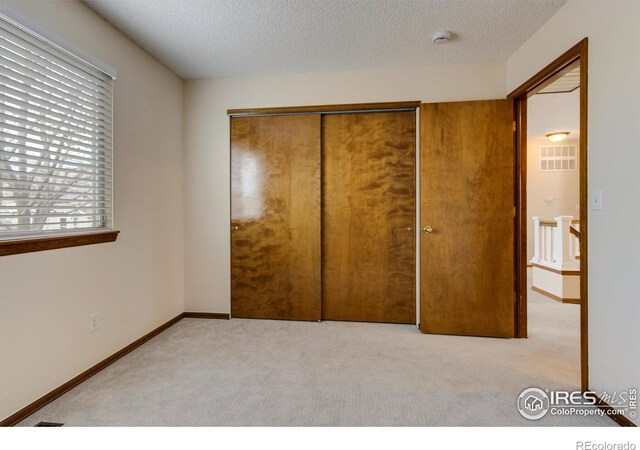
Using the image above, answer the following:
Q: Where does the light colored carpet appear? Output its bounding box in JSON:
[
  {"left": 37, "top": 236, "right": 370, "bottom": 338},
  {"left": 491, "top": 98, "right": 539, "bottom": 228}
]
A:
[{"left": 17, "top": 271, "right": 613, "bottom": 426}]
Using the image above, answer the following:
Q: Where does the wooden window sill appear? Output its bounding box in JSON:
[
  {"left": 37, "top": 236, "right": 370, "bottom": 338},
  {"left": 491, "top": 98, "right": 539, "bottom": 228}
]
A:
[{"left": 0, "top": 231, "right": 120, "bottom": 257}]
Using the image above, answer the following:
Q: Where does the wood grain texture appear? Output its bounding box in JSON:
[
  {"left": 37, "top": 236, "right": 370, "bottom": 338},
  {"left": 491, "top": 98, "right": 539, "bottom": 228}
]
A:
[
  {"left": 231, "top": 115, "right": 321, "bottom": 321},
  {"left": 322, "top": 111, "right": 416, "bottom": 324},
  {"left": 227, "top": 101, "right": 420, "bottom": 116},
  {"left": 0, "top": 230, "right": 119, "bottom": 257},
  {"left": 420, "top": 100, "right": 515, "bottom": 337}
]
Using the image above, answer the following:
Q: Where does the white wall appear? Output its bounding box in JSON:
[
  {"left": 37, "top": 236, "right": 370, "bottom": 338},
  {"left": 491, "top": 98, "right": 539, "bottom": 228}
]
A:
[
  {"left": 527, "top": 91, "right": 580, "bottom": 261},
  {"left": 183, "top": 62, "right": 506, "bottom": 313},
  {"left": 0, "top": 1, "right": 184, "bottom": 421},
  {"left": 508, "top": 0, "right": 640, "bottom": 425}
]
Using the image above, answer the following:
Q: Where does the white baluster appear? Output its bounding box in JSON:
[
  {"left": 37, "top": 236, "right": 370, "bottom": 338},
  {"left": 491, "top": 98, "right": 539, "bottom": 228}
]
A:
[
  {"left": 569, "top": 229, "right": 575, "bottom": 259},
  {"left": 545, "top": 225, "right": 552, "bottom": 263},
  {"left": 532, "top": 216, "right": 541, "bottom": 264},
  {"left": 555, "top": 216, "right": 575, "bottom": 270},
  {"left": 542, "top": 222, "right": 548, "bottom": 263}
]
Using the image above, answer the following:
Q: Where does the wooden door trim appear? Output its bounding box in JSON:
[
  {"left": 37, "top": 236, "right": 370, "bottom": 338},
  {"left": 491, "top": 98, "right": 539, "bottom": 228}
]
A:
[
  {"left": 227, "top": 101, "right": 420, "bottom": 116},
  {"left": 508, "top": 38, "right": 589, "bottom": 391},
  {"left": 507, "top": 40, "right": 584, "bottom": 98},
  {"left": 513, "top": 95, "right": 528, "bottom": 338}
]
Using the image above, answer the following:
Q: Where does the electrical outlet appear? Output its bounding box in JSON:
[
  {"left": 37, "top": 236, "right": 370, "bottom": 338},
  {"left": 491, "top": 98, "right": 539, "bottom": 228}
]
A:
[{"left": 89, "top": 312, "right": 100, "bottom": 332}]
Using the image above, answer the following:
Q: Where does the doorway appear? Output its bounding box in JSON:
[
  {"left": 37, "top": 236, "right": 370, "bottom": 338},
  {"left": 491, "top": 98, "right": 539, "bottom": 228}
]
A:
[{"left": 509, "top": 39, "right": 589, "bottom": 390}]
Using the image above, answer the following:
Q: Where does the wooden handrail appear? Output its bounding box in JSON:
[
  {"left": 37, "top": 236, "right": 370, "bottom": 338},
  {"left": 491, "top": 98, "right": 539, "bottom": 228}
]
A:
[
  {"left": 570, "top": 226, "right": 581, "bottom": 240},
  {"left": 540, "top": 220, "right": 557, "bottom": 227}
]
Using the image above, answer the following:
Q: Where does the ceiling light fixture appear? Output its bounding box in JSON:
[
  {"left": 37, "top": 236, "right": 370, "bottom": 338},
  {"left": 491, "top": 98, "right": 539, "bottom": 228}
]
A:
[
  {"left": 432, "top": 30, "right": 451, "bottom": 44},
  {"left": 546, "top": 131, "right": 570, "bottom": 142}
]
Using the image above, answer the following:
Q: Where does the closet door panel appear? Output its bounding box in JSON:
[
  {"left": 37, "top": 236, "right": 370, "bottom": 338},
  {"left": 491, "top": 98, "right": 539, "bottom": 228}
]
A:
[
  {"left": 231, "top": 115, "right": 321, "bottom": 320},
  {"left": 419, "top": 100, "right": 515, "bottom": 337},
  {"left": 322, "top": 111, "right": 416, "bottom": 323}
]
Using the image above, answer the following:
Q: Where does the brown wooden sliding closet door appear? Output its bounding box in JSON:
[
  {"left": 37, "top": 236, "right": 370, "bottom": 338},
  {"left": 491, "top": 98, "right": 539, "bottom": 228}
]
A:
[
  {"left": 420, "top": 100, "right": 515, "bottom": 337},
  {"left": 322, "top": 111, "right": 416, "bottom": 323},
  {"left": 231, "top": 115, "right": 321, "bottom": 320}
]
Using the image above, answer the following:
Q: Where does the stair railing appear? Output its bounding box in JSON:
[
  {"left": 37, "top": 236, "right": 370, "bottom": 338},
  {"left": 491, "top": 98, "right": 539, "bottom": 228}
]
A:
[{"left": 532, "top": 216, "right": 580, "bottom": 270}]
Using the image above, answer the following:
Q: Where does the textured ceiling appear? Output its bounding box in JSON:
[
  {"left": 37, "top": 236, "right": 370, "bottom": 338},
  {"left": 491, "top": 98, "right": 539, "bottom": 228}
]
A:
[{"left": 84, "top": 0, "right": 566, "bottom": 79}]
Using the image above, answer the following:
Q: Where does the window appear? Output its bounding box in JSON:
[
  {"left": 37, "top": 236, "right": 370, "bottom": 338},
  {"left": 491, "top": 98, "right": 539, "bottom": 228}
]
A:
[
  {"left": 539, "top": 145, "right": 577, "bottom": 172},
  {"left": 0, "top": 14, "right": 114, "bottom": 241}
]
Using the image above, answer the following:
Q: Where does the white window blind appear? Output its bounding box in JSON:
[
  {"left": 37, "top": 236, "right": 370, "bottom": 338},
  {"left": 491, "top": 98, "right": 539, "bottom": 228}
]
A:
[{"left": 0, "top": 15, "right": 113, "bottom": 239}]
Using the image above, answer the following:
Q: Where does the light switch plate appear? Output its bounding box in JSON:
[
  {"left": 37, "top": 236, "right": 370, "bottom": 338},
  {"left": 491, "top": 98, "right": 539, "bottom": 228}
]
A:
[{"left": 591, "top": 190, "right": 603, "bottom": 210}]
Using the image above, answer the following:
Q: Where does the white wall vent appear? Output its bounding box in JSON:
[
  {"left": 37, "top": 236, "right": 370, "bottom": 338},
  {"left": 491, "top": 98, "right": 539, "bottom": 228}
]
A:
[{"left": 539, "top": 145, "right": 577, "bottom": 172}]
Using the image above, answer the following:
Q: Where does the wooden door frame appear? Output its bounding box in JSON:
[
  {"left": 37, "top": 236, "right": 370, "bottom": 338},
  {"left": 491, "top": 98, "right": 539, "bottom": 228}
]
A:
[{"left": 508, "top": 38, "right": 589, "bottom": 391}]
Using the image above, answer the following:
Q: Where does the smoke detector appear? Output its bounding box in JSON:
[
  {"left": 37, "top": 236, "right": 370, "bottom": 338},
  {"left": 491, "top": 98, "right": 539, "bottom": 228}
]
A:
[{"left": 432, "top": 30, "right": 452, "bottom": 44}]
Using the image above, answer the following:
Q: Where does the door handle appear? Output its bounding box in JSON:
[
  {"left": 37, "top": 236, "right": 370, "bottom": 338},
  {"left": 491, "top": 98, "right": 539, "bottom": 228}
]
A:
[{"left": 421, "top": 225, "right": 433, "bottom": 233}]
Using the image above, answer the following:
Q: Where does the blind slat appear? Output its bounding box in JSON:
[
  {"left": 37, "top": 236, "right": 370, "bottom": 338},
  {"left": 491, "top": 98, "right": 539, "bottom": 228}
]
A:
[
  {"left": 0, "top": 227, "right": 111, "bottom": 234},
  {"left": 1, "top": 199, "right": 112, "bottom": 206},
  {"left": 0, "top": 108, "right": 112, "bottom": 147},
  {"left": 1, "top": 170, "right": 112, "bottom": 185},
  {"left": 1, "top": 171, "right": 112, "bottom": 186},
  {"left": 0, "top": 47, "right": 112, "bottom": 108},
  {"left": 1, "top": 135, "right": 112, "bottom": 163},
  {"left": 1, "top": 81, "right": 112, "bottom": 130},
  {"left": 0, "top": 22, "right": 109, "bottom": 85},
  {"left": 0, "top": 66, "right": 111, "bottom": 117},
  {"left": 0, "top": 36, "right": 112, "bottom": 102},
  {"left": 0, "top": 140, "right": 112, "bottom": 167},
  {"left": 0, "top": 220, "right": 108, "bottom": 228},
  {"left": 0, "top": 159, "right": 110, "bottom": 179},
  {"left": 1, "top": 207, "right": 109, "bottom": 215},
  {"left": 1, "top": 123, "right": 111, "bottom": 155},
  {"left": 0, "top": 104, "right": 111, "bottom": 148},
  {"left": 1, "top": 185, "right": 112, "bottom": 195},
  {"left": 0, "top": 99, "right": 112, "bottom": 142},
  {"left": 0, "top": 151, "right": 111, "bottom": 173},
  {"left": 0, "top": 74, "right": 110, "bottom": 123}
]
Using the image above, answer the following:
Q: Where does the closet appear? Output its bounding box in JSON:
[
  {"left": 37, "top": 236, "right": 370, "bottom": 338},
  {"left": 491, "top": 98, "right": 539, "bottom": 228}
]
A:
[{"left": 230, "top": 103, "right": 417, "bottom": 324}]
